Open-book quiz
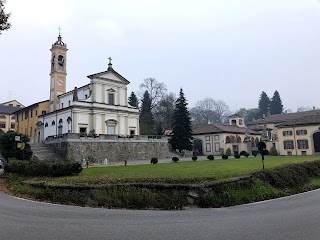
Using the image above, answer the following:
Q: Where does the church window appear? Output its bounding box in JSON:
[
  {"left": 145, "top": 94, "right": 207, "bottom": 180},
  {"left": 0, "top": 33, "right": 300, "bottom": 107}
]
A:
[
  {"left": 61, "top": 103, "right": 64, "bottom": 109},
  {"left": 45, "top": 122, "right": 48, "bottom": 127},
  {"left": 68, "top": 101, "right": 70, "bottom": 107},
  {"left": 108, "top": 93, "right": 115, "bottom": 105},
  {"left": 59, "top": 119, "right": 63, "bottom": 124},
  {"left": 107, "top": 126, "right": 115, "bottom": 135},
  {"left": 106, "top": 119, "right": 117, "bottom": 135},
  {"left": 52, "top": 121, "right": 55, "bottom": 126},
  {"left": 130, "top": 130, "right": 135, "bottom": 135}
]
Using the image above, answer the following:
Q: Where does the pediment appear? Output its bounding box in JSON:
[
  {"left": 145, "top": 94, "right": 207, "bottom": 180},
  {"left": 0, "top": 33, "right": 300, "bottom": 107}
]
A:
[{"left": 87, "top": 69, "right": 130, "bottom": 85}]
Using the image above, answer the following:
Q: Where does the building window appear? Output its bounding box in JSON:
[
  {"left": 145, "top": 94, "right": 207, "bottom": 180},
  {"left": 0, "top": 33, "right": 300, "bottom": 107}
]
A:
[
  {"left": 206, "top": 143, "right": 211, "bottom": 152},
  {"left": 11, "top": 123, "right": 15, "bottom": 129},
  {"left": 0, "top": 115, "right": 5, "bottom": 119},
  {"left": 61, "top": 103, "right": 64, "bottom": 109},
  {"left": 226, "top": 136, "right": 230, "bottom": 143},
  {"left": 239, "top": 119, "right": 243, "bottom": 125},
  {"left": 30, "top": 127, "right": 32, "bottom": 137},
  {"left": 36, "top": 110, "right": 38, "bottom": 116},
  {"left": 108, "top": 93, "right": 115, "bottom": 105},
  {"left": 25, "top": 111, "right": 28, "bottom": 119},
  {"left": 237, "top": 136, "right": 241, "bottom": 143},
  {"left": 45, "top": 122, "right": 48, "bottom": 127},
  {"left": 283, "top": 131, "right": 293, "bottom": 136},
  {"left": 11, "top": 116, "right": 15, "bottom": 120},
  {"left": 42, "top": 111, "right": 46, "bottom": 115},
  {"left": 214, "top": 135, "right": 219, "bottom": 141},
  {"left": 205, "top": 136, "right": 210, "bottom": 141},
  {"left": 80, "top": 127, "right": 87, "bottom": 135},
  {"left": 301, "top": 151, "right": 307, "bottom": 155},
  {"left": 231, "top": 120, "right": 236, "bottom": 125},
  {"left": 68, "top": 101, "right": 71, "bottom": 107},
  {"left": 85, "top": 94, "right": 88, "bottom": 99},
  {"left": 107, "top": 126, "right": 116, "bottom": 135},
  {"left": 283, "top": 140, "right": 294, "bottom": 149},
  {"left": 296, "top": 130, "right": 307, "bottom": 135},
  {"left": 52, "top": 121, "right": 55, "bottom": 126},
  {"left": 215, "top": 142, "right": 220, "bottom": 152},
  {"left": 30, "top": 110, "right": 33, "bottom": 118},
  {"left": 130, "top": 130, "right": 135, "bottom": 135},
  {"left": 0, "top": 123, "right": 5, "bottom": 128},
  {"left": 297, "top": 140, "right": 308, "bottom": 149}
]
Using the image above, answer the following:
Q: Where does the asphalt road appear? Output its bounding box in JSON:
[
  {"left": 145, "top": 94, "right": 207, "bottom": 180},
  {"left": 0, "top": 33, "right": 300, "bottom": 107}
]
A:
[{"left": 1, "top": 189, "right": 320, "bottom": 240}]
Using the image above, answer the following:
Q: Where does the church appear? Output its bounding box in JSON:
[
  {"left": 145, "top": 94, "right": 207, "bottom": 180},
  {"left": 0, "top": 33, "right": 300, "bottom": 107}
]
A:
[{"left": 36, "top": 34, "right": 140, "bottom": 141}]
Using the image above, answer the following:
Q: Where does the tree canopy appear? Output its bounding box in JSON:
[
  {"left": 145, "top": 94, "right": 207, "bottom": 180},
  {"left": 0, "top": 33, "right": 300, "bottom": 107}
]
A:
[
  {"left": 269, "top": 90, "right": 283, "bottom": 115},
  {"left": 139, "top": 78, "right": 167, "bottom": 110},
  {"left": 169, "top": 88, "right": 193, "bottom": 152},
  {"left": 0, "top": 0, "right": 11, "bottom": 34},
  {"left": 258, "top": 91, "right": 270, "bottom": 117},
  {"left": 139, "top": 91, "right": 154, "bottom": 135},
  {"left": 128, "top": 91, "right": 139, "bottom": 108}
]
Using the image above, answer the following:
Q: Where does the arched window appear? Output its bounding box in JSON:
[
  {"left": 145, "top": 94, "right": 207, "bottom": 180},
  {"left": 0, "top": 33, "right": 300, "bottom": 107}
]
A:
[
  {"left": 237, "top": 136, "right": 241, "bottom": 143},
  {"left": 255, "top": 137, "right": 259, "bottom": 147},
  {"left": 52, "top": 121, "right": 55, "bottom": 126},
  {"left": 45, "top": 122, "right": 48, "bottom": 127},
  {"left": 0, "top": 115, "right": 5, "bottom": 119},
  {"left": 59, "top": 119, "right": 63, "bottom": 124},
  {"left": 230, "top": 135, "right": 235, "bottom": 143},
  {"left": 226, "top": 136, "right": 230, "bottom": 143}
]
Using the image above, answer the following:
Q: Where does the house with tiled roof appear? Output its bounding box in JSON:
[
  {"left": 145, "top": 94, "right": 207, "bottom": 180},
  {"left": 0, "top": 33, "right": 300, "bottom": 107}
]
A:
[
  {"left": 192, "top": 115, "right": 261, "bottom": 156},
  {"left": 247, "top": 109, "right": 320, "bottom": 155},
  {"left": 0, "top": 100, "right": 24, "bottom": 132}
]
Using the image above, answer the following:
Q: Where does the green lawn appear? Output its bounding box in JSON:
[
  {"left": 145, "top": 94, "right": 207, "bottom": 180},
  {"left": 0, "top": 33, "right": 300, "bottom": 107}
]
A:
[{"left": 46, "top": 155, "right": 320, "bottom": 185}]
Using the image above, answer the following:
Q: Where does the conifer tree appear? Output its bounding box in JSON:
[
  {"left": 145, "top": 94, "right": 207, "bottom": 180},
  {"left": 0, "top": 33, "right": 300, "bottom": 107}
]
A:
[
  {"left": 270, "top": 90, "right": 283, "bottom": 115},
  {"left": 258, "top": 91, "right": 270, "bottom": 117},
  {"left": 139, "top": 91, "right": 154, "bottom": 135},
  {"left": 128, "top": 91, "right": 139, "bottom": 108},
  {"left": 169, "top": 88, "right": 193, "bottom": 152}
]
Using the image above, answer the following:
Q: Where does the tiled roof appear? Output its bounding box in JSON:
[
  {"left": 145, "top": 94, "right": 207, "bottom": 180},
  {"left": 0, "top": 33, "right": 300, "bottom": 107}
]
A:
[
  {"left": 276, "top": 114, "right": 320, "bottom": 127},
  {"left": 247, "top": 110, "right": 320, "bottom": 125},
  {"left": 193, "top": 123, "right": 260, "bottom": 135},
  {"left": 0, "top": 104, "right": 23, "bottom": 114}
]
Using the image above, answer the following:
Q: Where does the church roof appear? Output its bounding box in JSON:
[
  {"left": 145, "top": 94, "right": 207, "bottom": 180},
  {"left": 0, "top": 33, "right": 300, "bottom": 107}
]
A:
[
  {"left": 87, "top": 64, "right": 130, "bottom": 85},
  {"left": 193, "top": 123, "right": 260, "bottom": 135}
]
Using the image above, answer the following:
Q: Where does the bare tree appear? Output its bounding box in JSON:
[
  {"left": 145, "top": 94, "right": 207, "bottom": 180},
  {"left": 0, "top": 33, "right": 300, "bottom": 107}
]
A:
[
  {"left": 0, "top": 0, "right": 11, "bottom": 34},
  {"left": 139, "top": 78, "right": 167, "bottom": 110},
  {"left": 153, "top": 92, "right": 176, "bottom": 133},
  {"left": 297, "top": 106, "right": 312, "bottom": 112}
]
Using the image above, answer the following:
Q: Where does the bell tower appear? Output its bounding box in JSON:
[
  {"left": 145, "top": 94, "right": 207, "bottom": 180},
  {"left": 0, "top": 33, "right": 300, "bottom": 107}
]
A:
[{"left": 49, "top": 29, "right": 67, "bottom": 112}]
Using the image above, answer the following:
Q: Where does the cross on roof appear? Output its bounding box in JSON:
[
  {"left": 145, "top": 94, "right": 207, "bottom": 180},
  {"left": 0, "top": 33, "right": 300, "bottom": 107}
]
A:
[
  {"left": 58, "top": 26, "right": 62, "bottom": 35},
  {"left": 108, "top": 57, "right": 112, "bottom": 64}
]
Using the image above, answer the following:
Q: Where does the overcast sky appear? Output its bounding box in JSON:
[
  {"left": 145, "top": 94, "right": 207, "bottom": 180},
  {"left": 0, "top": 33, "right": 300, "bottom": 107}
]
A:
[{"left": 1, "top": 0, "right": 320, "bottom": 112}]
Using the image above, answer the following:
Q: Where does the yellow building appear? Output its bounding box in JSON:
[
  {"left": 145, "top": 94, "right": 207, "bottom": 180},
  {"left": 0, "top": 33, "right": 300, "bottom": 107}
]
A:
[
  {"left": 15, "top": 100, "right": 49, "bottom": 142},
  {"left": 0, "top": 100, "right": 24, "bottom": 133}
]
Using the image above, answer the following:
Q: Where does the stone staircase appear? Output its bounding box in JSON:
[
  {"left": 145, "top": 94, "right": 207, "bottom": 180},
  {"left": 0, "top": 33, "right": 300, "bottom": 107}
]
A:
[{"left": 29, "top": 143, "right": 62, "bottom": 161}]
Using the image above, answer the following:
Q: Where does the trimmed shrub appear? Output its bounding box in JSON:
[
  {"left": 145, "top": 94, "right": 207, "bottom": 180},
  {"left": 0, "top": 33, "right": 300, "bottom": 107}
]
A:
[
  {"left": 192, "top": 156, "right": 198, "bottom": 161},
  {"left": 269, "top": 147, "right": 278, "bottom": 156},
  {"left": 226, "top": 148, "right": 231, "bottom": 156},
  {"left": 4, "top": 159, "right": 82, "bottom": 177},
  {"left": 172, "top": 157, "right": 179, "bottom": 163},
  {"left": 222, "top": 155, "right": 228, "bottom": 160},
  {"left": 150, "top": 157, "right": 158, "bottom": 164},
  {"left": 244, "top": 153, "right": 250, "bottom": 158},
  {"left": 207, "top": 155, "right": 214, "bottom": 160},
  {"left": 252, "top": 150, "right": 258, "bottom": 157},
  {"left": 240, "top": 151, "right": 247, "bottom": 156},
  {"left": 234, "top": 154, "right": 241, "bottom": 159}
]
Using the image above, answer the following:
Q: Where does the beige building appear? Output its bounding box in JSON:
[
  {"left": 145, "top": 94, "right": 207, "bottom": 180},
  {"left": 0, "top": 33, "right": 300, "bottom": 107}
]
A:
[
  {"left": 0, "top": 100, "right": 24, "bottom": 133},
  {"left": 14, "top": 100, "right": 49, "bottom": 142},
  {"left": 192, "top": 115, "right": 260, "bottom": 156},
  {"left": 247, "top": 110, "right": 320, "bottom": 155}
]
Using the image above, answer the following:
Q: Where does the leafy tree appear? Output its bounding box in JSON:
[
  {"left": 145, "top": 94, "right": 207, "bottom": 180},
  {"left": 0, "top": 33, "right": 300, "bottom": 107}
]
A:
[
  {"left": 0, "top": 0, "right": 11, "bottom": 34},
  {"left": 169, "top": 88, "right": 193, "bottom": 152},
  {"left": 139, "top": 78, "right": 167, "bottom": 110},
  {"left": 270, "top": 91, "right": 283, "bottom": 115},
  {"left": 0, "top": 131, "right": 32, "bottom": 161},
  {"left": 128, "top": 91, "right": 139, "bottom": 108},
  {"left": 139, "top": 91, "right": 154, "bottom": 135},
  {"left": 258, "top": 91, "right": 270, "bottom": 117},
  {"left": 235, "top": 108, "right": 261, "bottom": 124}
]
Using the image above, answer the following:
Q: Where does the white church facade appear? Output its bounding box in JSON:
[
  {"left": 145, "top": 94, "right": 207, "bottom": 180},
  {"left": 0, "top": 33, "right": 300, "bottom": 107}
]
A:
[{"left": 36, "top": 34, "right": 139, "bottom": 141}]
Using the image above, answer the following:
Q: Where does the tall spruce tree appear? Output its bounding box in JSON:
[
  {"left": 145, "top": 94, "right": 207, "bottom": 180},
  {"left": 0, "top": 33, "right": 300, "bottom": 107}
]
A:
[
  {"left": 270, "top": 90, "right": 283, "bottom": 115},
  {"left": 139, "top": 91, "right": 154, "bottom": 135},
  {"left": 258, "top": 91, "right": 270, "bottom": 117},
  {"left": 128, "top": 91, "right": 139, "bottom": 108},
  {"left": 169, "top": 88, "right": 193, "bottom": 152}
]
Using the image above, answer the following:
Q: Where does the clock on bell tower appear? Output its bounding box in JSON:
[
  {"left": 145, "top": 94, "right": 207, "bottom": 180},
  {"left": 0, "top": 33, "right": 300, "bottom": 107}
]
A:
[{"left": 49, "top": 29, "right": 68, "bottom": 112}]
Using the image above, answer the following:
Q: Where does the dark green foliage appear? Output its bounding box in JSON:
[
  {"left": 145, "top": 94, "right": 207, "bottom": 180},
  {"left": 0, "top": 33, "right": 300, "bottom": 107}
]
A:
[
  {"left": 150, "top": 157, "right": 158, "bottom": 164},
  {"left": 139, "top": 91, "right": 155, "bottom": 135},
  {"left": 192, "top": 156, "right": 197, "bottom": 161},
  {"left": 4, "top": 159, "right": 82, "bottom": 177},
  {"left": 240, "top": 151, "right": 247, "bottom": 156},
  {"left": 244, "top": 153, "right": 250, "bottom": 158},
  {"left": 269, "top": 146, "right": 278, "bottom": 156},
  {"left": 222, "top": 155, "right": 228, "bottom": 159},
  {"left": 258, "top": 91, "right": 270, "bottom": 117},
  {"left": 252, "top": 150, "right": 258, "bottom": 157},
  {"left": 207, "top": 155, "right": 214, "bottom": 160},
  {"left": 169, "top": 88, "right": 193, "bottom": 152},
  {"left": 0, "top": 0, "right": 11, "bottom": 34},
  {"left": 0, "top": 131, "right": 32, "bottom": 161},
  {"left": 235, "top": 108, "right": 261, "bottom": 124},
  {"left": 172, "top": 157, "right": 179, "bottom": 162},
  {"left": 234, "top": 154, "right": 241, "bottom": 159},
  {"left": 128, "top": 91, "right": 139, "bottom": 108},
  {"left": 259, "top": 161, "right": 320, "bottom": 189},
  {"left": 270, "top": 91, "right": 283, "bottom": 115},
  {"left": 226, "top": 148, "right": 231, "bottom": 156}
]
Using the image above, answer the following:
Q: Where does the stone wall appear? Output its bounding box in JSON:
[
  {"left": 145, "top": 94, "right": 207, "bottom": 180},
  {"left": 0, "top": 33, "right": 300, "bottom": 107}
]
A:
[{"left": 46, "top": 140, "right": 170, "bottom": 163}]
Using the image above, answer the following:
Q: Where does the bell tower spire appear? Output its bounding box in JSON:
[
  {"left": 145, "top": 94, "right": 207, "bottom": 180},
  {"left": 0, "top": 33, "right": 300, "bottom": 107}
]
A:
[{"left": 49, "top": 27, "right": 68, "bottom": 112}]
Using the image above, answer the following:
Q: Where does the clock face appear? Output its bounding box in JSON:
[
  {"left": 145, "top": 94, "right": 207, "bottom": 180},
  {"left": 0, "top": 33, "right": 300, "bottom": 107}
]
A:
[{"left": 58, "top": 55, "right": 64, "bottom": 67}]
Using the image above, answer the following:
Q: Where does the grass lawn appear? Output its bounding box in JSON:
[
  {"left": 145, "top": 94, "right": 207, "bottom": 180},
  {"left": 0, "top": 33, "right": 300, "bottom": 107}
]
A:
[{"left": 45, "top": 155, "right": 320, "bottom": 185}]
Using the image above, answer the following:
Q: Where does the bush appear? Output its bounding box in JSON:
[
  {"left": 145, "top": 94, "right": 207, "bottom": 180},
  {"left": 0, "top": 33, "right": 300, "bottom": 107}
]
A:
[
  {"left": 150, "top": 157, "right": 158, "bottom": 164},
  {"left": 172, "top": 157, "right": 179, "bottom": 163},
  {"left": 4, "top": 159, "right": 82, "bottom": 177},
  {"left": 244, "top": 153, "right": 250, "bottom": 158},
  {"left": 192, "top": 156, "right": 197, "bottom": 161},
  {"left": 252, "top": 150, "right": 258, "bottom": 157},
  {"left": 222, "top": 155, "right": 228, "bottom": 160},
  {"left": 234, "top": 154, "right": 241, "bottom": 159},
  {"left": 226, "top": 148, "right": 231, "bottom": 156},
  {"left": 207, "top": 155, "right": 214, "bottom": 160},
  {"left": 240, "top": 151, "right": 247, "bottom": 156},
  {"left": 269, "top": 147, "right": 278, "bottom": 156}
]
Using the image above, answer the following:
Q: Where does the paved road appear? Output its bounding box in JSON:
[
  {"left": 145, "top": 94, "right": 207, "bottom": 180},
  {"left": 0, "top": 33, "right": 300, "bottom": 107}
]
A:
[{"left": 1, "top": 189, "right": 320, "bottom": 240}]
